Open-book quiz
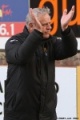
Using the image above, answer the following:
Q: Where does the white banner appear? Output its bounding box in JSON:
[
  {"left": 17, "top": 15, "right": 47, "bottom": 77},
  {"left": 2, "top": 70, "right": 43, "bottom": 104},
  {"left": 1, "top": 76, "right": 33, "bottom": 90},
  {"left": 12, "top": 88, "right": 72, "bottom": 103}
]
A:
[
  {"left": 0, "top": 66, "right": 7, "bottom": 120},
  {"left": 56, "top": 67, "right": 77, "bottom": 119},
  {"left": 0, "top": 66, "right": 78, "bottom": 120},
  {"left": 0, "top": 37, "right": 80, "bottom": 50}
]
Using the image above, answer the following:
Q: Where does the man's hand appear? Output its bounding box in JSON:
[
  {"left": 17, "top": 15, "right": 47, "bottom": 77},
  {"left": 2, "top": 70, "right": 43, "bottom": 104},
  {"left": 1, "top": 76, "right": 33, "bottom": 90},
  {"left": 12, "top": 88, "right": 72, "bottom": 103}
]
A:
[
  {"left": 61, "top": 5, "right": 75, "bottom": 31},
  {"left": 29, "top": 8, "right": 43, "bottom": 33}
]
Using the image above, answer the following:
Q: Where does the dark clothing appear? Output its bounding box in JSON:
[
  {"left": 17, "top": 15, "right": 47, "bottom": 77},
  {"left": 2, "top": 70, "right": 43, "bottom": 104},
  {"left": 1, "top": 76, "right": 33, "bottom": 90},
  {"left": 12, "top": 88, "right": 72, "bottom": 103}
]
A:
[{"left": 4, "top": 26, "right": 77, "bottom": 120}]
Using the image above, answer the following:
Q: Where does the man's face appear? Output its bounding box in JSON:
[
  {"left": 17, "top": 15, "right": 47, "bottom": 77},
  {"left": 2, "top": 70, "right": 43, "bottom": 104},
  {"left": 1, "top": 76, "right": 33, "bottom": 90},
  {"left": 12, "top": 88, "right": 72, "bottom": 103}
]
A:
[
  {"left": 28, "top": 13, "right": 52, "bottom": 38},
  {"left": 38, "top": 13, "right": 52, "bottom": 38}
]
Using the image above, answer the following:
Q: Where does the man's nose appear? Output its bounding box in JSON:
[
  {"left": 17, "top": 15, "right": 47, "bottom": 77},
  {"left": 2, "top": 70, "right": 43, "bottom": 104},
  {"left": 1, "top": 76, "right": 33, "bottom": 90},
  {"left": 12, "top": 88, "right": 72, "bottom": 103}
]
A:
[{"left": 47, "top": 24, "right": 52, "bottom": 30}]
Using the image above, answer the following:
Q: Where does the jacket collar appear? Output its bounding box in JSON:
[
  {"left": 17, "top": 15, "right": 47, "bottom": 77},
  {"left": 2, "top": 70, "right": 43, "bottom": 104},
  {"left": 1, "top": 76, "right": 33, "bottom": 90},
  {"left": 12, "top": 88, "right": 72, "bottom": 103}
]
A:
[{"left": 23, "top": 25, "right": 29, "bottom": 34}]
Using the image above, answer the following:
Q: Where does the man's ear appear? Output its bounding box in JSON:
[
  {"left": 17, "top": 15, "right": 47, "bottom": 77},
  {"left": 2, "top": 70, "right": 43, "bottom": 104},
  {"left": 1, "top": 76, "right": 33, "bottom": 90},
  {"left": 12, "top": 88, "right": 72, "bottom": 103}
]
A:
[
  {"left": 28, "top": 23, "right": 35, "bottom": 33},
  {"left": 29, "top": 23, "right": 34, "bottom": 28}
]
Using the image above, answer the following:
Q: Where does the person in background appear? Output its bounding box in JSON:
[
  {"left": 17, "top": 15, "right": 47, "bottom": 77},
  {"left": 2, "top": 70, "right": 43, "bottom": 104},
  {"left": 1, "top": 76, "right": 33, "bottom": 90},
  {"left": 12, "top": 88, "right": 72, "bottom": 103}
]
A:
[{"left": 4, "top": 5, "right": 77, "bottom": 120}]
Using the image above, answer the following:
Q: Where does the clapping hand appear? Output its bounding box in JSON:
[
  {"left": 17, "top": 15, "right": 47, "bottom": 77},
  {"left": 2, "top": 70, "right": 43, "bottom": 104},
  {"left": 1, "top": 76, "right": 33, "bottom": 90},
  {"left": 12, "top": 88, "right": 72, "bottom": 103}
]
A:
[
  {"left": 29, "top": 8, "right": 43, "bottom": 33},
  {"left": 61, "top": 5, "right": 75, "bottom": 31}
]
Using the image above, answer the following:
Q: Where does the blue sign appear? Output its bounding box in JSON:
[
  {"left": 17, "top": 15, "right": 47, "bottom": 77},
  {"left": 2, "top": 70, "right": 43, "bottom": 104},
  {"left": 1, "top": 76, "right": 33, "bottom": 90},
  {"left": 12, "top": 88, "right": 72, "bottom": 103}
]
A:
[{"left": 0, "top": 0, "right": 29, "bottom": 22}]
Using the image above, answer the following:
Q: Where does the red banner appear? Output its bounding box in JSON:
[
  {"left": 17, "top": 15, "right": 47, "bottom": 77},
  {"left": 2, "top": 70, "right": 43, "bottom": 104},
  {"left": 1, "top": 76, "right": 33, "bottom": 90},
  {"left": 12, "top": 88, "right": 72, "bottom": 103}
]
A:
[{"left": 0, "top": 22, "right": 25, "bottom": 37}]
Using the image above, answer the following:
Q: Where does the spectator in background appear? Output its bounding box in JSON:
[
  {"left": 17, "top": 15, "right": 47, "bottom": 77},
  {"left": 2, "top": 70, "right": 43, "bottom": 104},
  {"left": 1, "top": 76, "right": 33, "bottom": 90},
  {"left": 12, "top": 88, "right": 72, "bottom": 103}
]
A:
[{"left": 4, "top": 6, "right": 77, "bottom": 120}]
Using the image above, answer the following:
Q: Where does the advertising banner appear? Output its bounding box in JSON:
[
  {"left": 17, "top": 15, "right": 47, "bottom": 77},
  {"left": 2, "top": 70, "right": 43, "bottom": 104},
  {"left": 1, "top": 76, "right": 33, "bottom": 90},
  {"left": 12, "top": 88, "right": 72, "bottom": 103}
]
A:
[
  {"left": 0, "top": 66, "right": 80, "bottom": 120},
  {"left": 0, "top": 0, "right": 29, "bottom": 49},
  {"left": 30, "top": 0, "right": 80, "bottom": 50},
  {"left": 30, "top": 0, "right": 80, "bottom": 37}
]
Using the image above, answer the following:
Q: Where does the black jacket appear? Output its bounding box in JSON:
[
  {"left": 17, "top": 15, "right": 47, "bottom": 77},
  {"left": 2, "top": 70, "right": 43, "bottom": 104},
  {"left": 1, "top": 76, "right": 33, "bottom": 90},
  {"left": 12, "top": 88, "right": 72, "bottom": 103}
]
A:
[{"left": 4, "top": 26, "right": 77, "bottom": 120}]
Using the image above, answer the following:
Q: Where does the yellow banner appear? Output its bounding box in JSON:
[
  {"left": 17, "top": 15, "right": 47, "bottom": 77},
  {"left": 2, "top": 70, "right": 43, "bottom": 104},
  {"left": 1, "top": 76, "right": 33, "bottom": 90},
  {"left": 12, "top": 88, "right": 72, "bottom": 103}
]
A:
[{"left": 77, "top": 66, "right": 80, "bottom": 119}]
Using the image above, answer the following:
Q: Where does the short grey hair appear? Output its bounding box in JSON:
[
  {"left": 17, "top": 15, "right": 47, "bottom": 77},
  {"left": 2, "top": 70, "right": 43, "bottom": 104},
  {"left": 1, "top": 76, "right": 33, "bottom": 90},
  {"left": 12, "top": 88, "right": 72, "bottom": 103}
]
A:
[{"left": 25, "top": 7, "right": 50, "bottom": 28}]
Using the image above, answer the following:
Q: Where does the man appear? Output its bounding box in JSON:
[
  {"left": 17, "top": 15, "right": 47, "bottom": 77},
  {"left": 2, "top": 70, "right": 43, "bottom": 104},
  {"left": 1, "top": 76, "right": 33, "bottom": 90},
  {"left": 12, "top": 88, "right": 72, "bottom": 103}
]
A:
[{"left": 4, "top": 6, "right": 77, "bottom": 120}]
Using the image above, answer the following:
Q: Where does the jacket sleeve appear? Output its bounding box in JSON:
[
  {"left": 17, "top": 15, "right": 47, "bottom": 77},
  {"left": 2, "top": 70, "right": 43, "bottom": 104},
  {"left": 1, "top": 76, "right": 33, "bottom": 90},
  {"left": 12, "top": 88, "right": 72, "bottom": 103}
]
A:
[
  {"left": 53, "top": 27, "right": 78, "bottom": 60},
  {"left": 5, "top": 30, "right": 43, "bottom": 64}
]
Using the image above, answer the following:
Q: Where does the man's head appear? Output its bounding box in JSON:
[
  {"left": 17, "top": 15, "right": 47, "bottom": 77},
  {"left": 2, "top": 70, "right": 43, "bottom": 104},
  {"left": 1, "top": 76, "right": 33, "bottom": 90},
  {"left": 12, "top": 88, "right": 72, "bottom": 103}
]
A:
[{"left": 26, "top": 7, "right": 52, "bottom": 38}]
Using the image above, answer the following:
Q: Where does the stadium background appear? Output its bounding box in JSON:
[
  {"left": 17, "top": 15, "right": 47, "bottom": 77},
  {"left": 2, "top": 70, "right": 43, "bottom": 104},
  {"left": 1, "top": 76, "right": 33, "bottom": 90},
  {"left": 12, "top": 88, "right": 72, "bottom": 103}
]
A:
[{"left": 0, "top": 0, "right": 80, "bottom": 119}]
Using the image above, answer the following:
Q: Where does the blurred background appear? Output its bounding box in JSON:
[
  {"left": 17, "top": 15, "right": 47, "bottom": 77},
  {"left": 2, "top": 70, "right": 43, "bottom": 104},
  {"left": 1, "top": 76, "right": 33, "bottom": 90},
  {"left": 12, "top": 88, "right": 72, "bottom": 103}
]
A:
[{"left": 0, "top": 0, "right": 80, "bottom": 119}]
